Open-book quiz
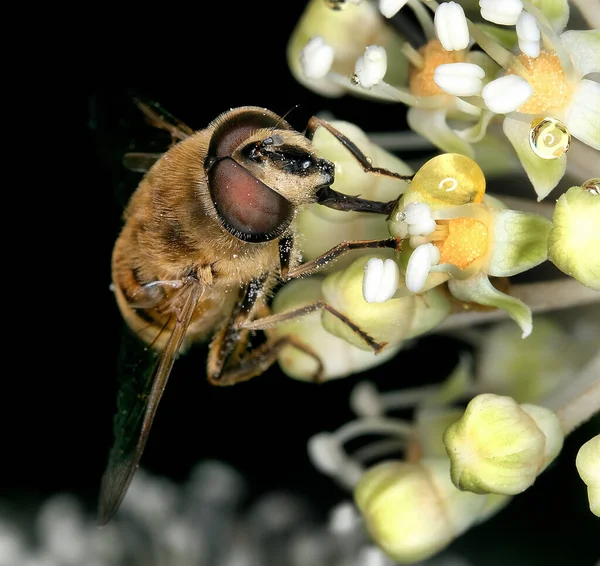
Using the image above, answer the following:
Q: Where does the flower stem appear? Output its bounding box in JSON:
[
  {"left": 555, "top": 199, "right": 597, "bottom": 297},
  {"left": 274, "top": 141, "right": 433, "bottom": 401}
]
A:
[{"left": 542, "top": 352, "right": 600, "bottom": 435}]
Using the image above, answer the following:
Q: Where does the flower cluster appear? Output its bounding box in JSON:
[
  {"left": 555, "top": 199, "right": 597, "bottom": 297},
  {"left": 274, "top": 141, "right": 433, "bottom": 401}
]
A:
[
  {"left": 289, "top": 0, "right": 599, "bottom": 200},
  {"left": 3, "top": 460, "right": 460, "bottom": 566},
  {"left": 305, "top": 311, "right": 599, "bottom": 563}
]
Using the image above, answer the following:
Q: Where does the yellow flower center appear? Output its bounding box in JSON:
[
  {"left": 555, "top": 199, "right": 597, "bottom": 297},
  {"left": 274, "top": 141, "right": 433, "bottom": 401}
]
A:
[
  {"left": 433, "top": 218, "right": 489, "bottom": 269},
  {"left": 506, "top": 50, "right": 572, "bottom": 114},
  {"left": 409, "top": 39, "right": 464, "bottom": 97}
]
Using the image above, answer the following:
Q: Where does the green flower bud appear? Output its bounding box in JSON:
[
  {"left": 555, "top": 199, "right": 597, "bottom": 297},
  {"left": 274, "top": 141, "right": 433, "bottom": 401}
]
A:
[
  {"left": 444, "top": 394, "right": 564, "bottom": 495},
  {"left": 321, "top": 255, "right": 451, "bottom": 350},
  {"left": 271, "top": 278, "right": 401, "bottom": 381},
  {"left": 576, "top": 434, "right": 600, "bottom": 517},
  {"left": 548, "top": 184, "right": 600, "bottom": 290},
  {"left": 354, "top": 458, "right": 487, "bottom": 564}
]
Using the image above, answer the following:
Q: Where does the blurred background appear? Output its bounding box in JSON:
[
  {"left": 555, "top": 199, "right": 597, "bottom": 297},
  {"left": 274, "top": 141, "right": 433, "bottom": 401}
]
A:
[{"left": 3, "top": 2, "right": 598, "bottom": 565}]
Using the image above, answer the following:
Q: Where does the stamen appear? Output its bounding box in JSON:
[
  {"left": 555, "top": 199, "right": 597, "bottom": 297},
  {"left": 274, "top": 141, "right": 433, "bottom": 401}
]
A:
[
  {"left": 403, "top": 202, "right": 436, "bottom": 235},
  {"left": 379, "top": 0, "right": 408, "bottom": 19},
  {"left": 434, "top": 1, "right": 470, "bottom": 51},
  {"left": 516, "top": 11, "right": 540, "bottom": 58},
  {"left": 479, "top": 0, "right": 523, "bottom": 26},
  {"left": 300, "top": 37, "right": 335, "bottom": 80},
  {"left": 363, "top": 258, "right": 400, "bottom": 303},
  {"left": 409, "top": 39, "right": 464, "bottom": 97},
  {"left": 350, "top": 381, "right": 438, "bottom": 418},
  {"left": 434, "top": 62, "right": 485, "bottom": 96},
  {"left": 354, "top": 45, "right": 388, "bottom": 89},
  {"left": 406, "top": 243, "right": 441, "bottom": 293},
  {"left": 481, "top": 74, "right": 533, "bottom": 114}
]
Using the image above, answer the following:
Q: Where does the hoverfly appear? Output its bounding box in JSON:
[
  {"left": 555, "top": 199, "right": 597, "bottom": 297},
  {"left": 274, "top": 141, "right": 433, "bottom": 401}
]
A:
[{"left": 100, "top": 99, "right": 411, "bottom": 524}]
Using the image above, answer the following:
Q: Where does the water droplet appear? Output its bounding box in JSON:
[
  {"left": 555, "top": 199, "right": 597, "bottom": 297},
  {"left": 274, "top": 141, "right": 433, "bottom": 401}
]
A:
[
  {"left": 349, "top": 73, "right": 360, "bottom": 86},
  {"left": 409, "top": 154, "right": 486, "bottom": 206},
  {"left": 529, "top": 117, "right": 571, "bottom": 159}
]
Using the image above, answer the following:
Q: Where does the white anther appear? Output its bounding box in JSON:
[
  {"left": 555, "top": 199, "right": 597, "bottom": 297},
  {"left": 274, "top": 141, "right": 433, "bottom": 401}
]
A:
[
  {"left": 363, "top": 258, "right": 400, "bottom": 303},
  {"left": 307, "top": 433, "right": 346, "bottom": 476},
  {"left": 354, "top": 45, "right": 387, "bottom": 89},
  {"left": 482, "top": 74, "right": 533, "bottom": 114},
  {"left": 434, "top": 1, "right": 470, "bottom": 51},
  {"left": 300, "top": 37, "right": 334, "bottom": 80},
  {"left": 403, "top": 202, "right": 436, "bottom": 236},
  {"left": 433, "top": 62, "right": 486, "bottom": 96},
  {"left": 379, "top": 0, "right": 409, "bottom": 18},
  {"left": 516, "top": 11, "right": 541, "bottom": 58},
  {"left": 479, "top": 0, "right": 523, "bottom": 25},
  {"left": 406, "top": 243, "right": 440, "bottom": 293},
  {"left": 350, "top": 381, "right": 384, "bottom": 417}
]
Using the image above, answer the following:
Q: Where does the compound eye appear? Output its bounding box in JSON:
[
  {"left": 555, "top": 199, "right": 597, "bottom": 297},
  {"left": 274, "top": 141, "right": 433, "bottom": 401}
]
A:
[{"left": 208, "top": 157, "right": 293, "bottom": 243}]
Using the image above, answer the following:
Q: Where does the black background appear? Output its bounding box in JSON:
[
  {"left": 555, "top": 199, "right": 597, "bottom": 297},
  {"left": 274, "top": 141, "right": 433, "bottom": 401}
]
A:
[{"left": 4, "top": 2, "right": 598, "bottom": 565}]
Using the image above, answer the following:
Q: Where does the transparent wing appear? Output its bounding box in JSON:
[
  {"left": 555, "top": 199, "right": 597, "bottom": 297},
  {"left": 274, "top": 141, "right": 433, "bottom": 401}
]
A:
[
  {"left": 133, "top": 98, "right": 194, "bottom": 141},
  {"left": 120, "top": 98, "right": 194, "bottom": 173},
  {"left": 98, "top": 279, "right": 203, "bottom": 524}
]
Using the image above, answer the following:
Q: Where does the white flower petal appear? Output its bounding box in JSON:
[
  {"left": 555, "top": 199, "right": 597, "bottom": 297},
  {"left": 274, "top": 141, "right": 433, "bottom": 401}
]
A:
[
  {"left": 434, "top": 62, "right": 485, "bottom": 96},
  {"left": 406, "top": 107, "right": 476, "bottom": 158},
  {"left": 406, "top": 243, "right": 439, "bottom": 293},
  {"left": 561, "top": 30, "right": 600, "bottom": 78},
  {"left": 434, "top": 1, "right": 470, "bottom": 51},
  {"left": 481, "top": 75, "right": 533, "bottom": 114},
  {"left": 479, "top": 0, "right": 523, "bottom": 25},
  {"left": 516, "top": 12, "right": 540, "bottom": 58},
  {"left": 354, "top": 45, "right": 387, "bottom": 88},
  {"left": 565, "top": 79, "right": 600, "bottom": 150},
  {"left": 300, "top": 37, "right": 334, "bottom": 80},
  {"left": 379, "top": 0, "right": 408, "bottom": 19}
]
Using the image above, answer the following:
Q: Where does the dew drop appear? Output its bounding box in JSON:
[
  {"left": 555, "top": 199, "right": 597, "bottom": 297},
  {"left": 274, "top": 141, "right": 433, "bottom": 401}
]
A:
[
  {"left": 409, "top": 154, "right": 486, "bottom": 206},
  {"left": 529, "top": 117, "right": 571, "bottom": 159}
]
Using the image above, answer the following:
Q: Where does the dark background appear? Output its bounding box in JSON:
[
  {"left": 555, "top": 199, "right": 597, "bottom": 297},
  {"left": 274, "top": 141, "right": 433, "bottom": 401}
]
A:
[{"left": 4, "top": 2, "right": 598, "bottom": 565}]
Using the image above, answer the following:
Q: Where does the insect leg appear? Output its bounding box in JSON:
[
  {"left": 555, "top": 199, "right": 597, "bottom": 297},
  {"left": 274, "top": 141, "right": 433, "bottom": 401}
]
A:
[
  {"left": 281, "top": 237, "right": 399, "bottom": 280},
  {"left": 305, "top": 116, "right": 414, "bottom": 182},
  {"left": 239, "top": 301, "right": 386, "bottom": 353}
]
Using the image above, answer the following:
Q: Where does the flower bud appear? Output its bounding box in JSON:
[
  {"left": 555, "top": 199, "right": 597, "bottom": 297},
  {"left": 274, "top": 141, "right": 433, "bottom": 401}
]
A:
[
  {"left": 271, "top": 278, "right": 402, "bottom": 381},
  {"left": 354, "top": 458, "right": 487, "bottom": 563},
  {"left": 576, "top": 434, "right": 600, "bottom": 517},
  {"left": 548, "top": 184, "right": 600, "bottom": 290},
  {"left": 444, "top": 394, "right": 564, "bottom": 495}
]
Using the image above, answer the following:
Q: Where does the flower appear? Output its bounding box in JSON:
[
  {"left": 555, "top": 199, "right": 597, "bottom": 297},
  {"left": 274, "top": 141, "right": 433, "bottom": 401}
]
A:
[
  {"left": 443, "top": 393, "right": 565, "bottom": 494},
  {"left": 388, "top": 152, "right": 552, "bottom": 337},
  {"left": 289, "top": 0, "right": 502, "bottom": 160},
  {"left": 547, "top": 181, "right": 600, "bottom": 290},
  {"left": 576, "top": 434, "right": 600, "bottom": 517},
  {"left": 288, "top": 0, "right": 600, "bottom": 199},
  {"left": 0, "top": 461, "right": 411, "bottom": 566}
]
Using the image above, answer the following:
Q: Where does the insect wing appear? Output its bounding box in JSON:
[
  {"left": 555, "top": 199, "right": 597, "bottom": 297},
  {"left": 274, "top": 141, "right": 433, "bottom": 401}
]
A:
[
  {"left": 133, "top": 98, "right": 194, "bottom": 141},
  {"left": 98, "top": 280, "right": 203, "bottom": 524}
]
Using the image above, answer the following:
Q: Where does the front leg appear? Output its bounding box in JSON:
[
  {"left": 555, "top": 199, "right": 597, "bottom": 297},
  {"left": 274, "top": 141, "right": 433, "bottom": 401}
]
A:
[{"left": 279, "top": 234, "right": 399, "bottom": 280}]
